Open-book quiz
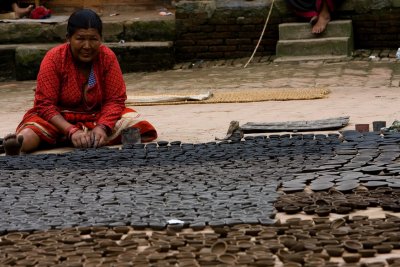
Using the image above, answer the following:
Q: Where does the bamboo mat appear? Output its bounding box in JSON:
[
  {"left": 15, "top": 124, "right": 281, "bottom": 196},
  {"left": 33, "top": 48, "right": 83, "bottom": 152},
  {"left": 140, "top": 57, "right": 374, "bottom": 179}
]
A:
[{"left": 126, "top": 87, "right": 330, "bottom": 106}]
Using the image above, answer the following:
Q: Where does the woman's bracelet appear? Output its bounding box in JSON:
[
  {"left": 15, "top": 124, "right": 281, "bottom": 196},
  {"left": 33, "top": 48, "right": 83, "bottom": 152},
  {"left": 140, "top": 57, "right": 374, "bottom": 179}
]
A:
[
  {"left": 96, "top": 123, "right": 111, "bottom": 135},
  {"left": 65, "top": 125, "right": 80, "bottom": 140}
]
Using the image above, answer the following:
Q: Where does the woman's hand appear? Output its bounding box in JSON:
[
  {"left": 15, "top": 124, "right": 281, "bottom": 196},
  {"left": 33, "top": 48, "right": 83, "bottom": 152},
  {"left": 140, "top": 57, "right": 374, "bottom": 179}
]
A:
[
  {"left": 70, "top": 129, "right": 92, "bottom": 148},
  {"left": 90, "top": 125, "right": 108, "bottom": 148}
]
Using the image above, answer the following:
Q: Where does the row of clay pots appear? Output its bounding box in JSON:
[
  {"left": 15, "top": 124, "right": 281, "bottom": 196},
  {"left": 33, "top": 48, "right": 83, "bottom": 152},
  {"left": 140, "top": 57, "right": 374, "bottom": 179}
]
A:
[{"left": 2, "top": 214, "right": 400, "bottom": 267}]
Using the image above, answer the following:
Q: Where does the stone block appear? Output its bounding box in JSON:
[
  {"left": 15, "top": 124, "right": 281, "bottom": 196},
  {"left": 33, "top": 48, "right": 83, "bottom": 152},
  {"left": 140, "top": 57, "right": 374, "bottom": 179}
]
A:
[
  {"left": 103, "top": 22, "right": 124, "bottom": 42},
  {"left": 352, "top": 0, "right": 391, "bottom": 13},
  {"left": 0, "top": 23, "right": 56, "bottom": 44},
  {"left": 52, "top": 22, "right": 68, "bottom": 41},
  {"left": 393, "top": 0, "right": 400, "bottom": 8},
  {"left": 124, "top": 20, "right": 175, "bottom": 41},
  {"left": 108, "top": 41, "right": 175, "bottom": 72},
  {"left": 279, "top": 20, "right": 353, "bottom": 40},
  {"left": 276, "top": 37, "right": 353, "bottom": 57},
  {"left": 15, "top": 44, "right": 56, "bottom": 81},
  {"left": 175, "top": 0, "right": 216, "bottom": 19},
  {"left": 0, "top": 45, "right": 16, "bottom": 81}
]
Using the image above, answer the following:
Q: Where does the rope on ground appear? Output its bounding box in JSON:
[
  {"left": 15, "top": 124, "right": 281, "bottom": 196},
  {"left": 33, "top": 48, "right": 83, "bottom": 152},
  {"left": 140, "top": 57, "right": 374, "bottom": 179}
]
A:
[{"left": 244, "top": 0, "right": 275, "bottom": 68}]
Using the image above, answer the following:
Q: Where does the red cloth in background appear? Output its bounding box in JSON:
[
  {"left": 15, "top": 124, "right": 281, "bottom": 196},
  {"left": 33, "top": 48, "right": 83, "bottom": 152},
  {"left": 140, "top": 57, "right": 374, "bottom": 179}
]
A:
[
  {"left": 285, "top": 0, "right": 336, "bottom": 19},
  {"left": 29, "top": 6, "right": 51, "bottom": 19}
]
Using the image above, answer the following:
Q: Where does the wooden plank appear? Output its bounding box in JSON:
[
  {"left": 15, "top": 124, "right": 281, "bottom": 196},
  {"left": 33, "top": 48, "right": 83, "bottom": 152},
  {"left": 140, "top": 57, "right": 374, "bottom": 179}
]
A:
[{"left": 241, "top": 116, "right": 350, "bottom": 133}]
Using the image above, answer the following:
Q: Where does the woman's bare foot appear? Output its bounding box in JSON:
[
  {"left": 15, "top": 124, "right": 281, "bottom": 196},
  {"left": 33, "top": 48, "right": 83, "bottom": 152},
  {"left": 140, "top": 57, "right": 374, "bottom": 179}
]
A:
[
  {"left": 312, "top": 14, "right": 330, "bottom": 34},
  {"left": 4, "top": 134, "right": 24, "bottom": 156},
  {"left": 312, "top": 0, "right": 331, "bottom": 34},
  {"left": 14, "top": 4, "right": 34, "bottom": 19}
]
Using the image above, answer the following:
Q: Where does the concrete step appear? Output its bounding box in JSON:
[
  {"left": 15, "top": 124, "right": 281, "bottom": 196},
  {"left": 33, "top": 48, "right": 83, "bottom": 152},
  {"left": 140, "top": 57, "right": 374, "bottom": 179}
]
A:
[
  {"left": 276, "top": 37, "right": 353, "bottom": 58},
  {"left": 0, "top": 18, "right": 175, "bottom": 44},
  {"left": 0, "top": 42, "right": 174, "bottom": 81},
  {"left": 279, "top": 20, "right": 353, "bottom": 40}
]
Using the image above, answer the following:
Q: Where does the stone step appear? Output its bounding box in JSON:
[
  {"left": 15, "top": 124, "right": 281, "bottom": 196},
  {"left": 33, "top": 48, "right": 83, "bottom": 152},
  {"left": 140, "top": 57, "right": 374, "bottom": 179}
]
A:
[
  {"left": 0, "top": 41, "right": 174, "bottom": 81},
  {"left": 0, "top": 18, "right": 175, "bottom": 44},
  {"left": 274, "top": 54, "right": 350, "bottom": 63},
  {"left": 276, "top": 37, "right": 353, "bottom": 58},
  {"left": 279, "top": 20, "right": 353, "bottom": 40}
]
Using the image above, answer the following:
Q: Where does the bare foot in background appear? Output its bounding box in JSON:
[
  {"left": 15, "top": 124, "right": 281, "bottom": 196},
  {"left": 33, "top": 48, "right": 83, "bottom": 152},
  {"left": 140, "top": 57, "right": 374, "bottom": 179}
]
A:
[
  {"left": 312, "top": 1, "right": 330, "bottom": 34},
  {"left": 14, "top": 4, "right": 33, "bottom": 18}
]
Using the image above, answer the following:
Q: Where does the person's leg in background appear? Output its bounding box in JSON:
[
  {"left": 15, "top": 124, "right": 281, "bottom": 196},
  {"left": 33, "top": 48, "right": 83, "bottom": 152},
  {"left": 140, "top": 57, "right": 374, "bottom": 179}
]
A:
[{"left": 11, "top": 1, "right": 34, "bottom": 18}]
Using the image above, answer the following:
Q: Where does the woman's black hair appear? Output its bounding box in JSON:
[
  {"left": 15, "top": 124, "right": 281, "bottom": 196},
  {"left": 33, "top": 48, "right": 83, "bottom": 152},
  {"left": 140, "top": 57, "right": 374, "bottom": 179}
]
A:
[{"left": 67, "top": 9, "right": 103, "bottom": 37}]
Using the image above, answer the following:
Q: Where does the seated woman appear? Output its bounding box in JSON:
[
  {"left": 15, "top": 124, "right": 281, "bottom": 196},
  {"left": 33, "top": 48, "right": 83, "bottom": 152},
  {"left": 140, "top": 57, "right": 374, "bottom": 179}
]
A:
[
  {"left": 0, "top": 0, "right": 33, "bottom": 18},
  {"left": 285, "top": 0, "right": 341, "bottom": 34},
  {"left": 3, "top": 8, "right": 157, "bottom": 155}
]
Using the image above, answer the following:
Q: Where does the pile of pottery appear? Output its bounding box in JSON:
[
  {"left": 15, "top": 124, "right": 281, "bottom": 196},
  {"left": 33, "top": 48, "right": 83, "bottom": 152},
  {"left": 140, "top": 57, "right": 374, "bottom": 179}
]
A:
[
  {"left": 1, "top": 214, "right": 400, "bottom": 266},
  {"left": 276, "top": 187, "right": 400, "bottom": 216}
]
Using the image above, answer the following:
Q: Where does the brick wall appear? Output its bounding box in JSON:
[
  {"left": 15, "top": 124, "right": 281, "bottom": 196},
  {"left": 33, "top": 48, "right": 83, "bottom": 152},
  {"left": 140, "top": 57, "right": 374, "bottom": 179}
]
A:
[{"left": 175, "top": 0, "right": 400, "bottom": 61}]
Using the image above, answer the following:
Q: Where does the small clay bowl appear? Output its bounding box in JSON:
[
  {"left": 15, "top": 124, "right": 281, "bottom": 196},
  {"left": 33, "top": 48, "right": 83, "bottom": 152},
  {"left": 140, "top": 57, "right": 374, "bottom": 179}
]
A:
[
  {"left": 315, "top": 207, "right": 331, "bottom": 217},
  {"left": 217, "top": 253, "right": 237, "bottom": 264},
  {"left": 335, "top": 206, "right": 352, "bottom": 214},
  {"left": 362, "top": 237, "right": 385, "bottom": 249},
  {"left": 282, "top": 262, "right": 302, "bottom": 267},
  {"left": 324, "top": 245, "right": 344, "bottom": 257},
  {"left": 386, "top": 257, "right": 400, "bottom": 265},
  {"left": 342, "top": 253, "right": 361, "bottom": 263},
  {"left": 358, "top": 249, "right": 377, "bottom": 257},
  {"left": 283, "top": 205, "right": 302, "bottom": 214},
  {"left": 303, "top": 205, "right": 318, "bottom": 215},
  {"left": 364, "top": 262, "right": 386, "bottom": 267},
  {"left": 278, "top": 235, "right": 297, "bottom": 249},
  {"left": 330, "top": 217, "right": 346, "bottom": 229},
  {"left": 211, "top": 241, "right": 227, "bottom": 255},
  {"left": 313, "top": 217, "right": 330, "bottom": 224},
  {"left": 374, "top": 244, "right": 393, "bottom": 253},
  {"left": 344, "top": 240, "right": 363, "bottom": 253}
]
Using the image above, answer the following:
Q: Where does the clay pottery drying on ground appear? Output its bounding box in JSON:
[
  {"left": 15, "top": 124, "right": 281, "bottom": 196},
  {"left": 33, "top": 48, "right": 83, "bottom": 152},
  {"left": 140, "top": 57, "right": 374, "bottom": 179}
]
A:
[
  {"left": 277, "top": 250, "right": 311, "bottom": 264},
  {"left": 361, "top": 237, "right": 386, "bottom": 249},
  {"left": 282, "top": 262, "right": 302, "bottom": 267},
  {"left": 304, "top": 256, "right": 325, "bottom": 267},
  {"left": 313, "top": 217, "right": 330, "bottom": 224},
  {"left": 324, "top": 245, "right": 344, "bottom": 257},
  {"left": 358, "top": 249, "right": 377, "bottom": 257},
  {"left": 364, "top": 262, "right": 386, "bottom": 267},
  {"left": 342, "top": 253, "right": 361, "bottom": 263},
  {"left": 236, "top": 240, "right": 254, "bottom": 250},
  {"left": 315, "top": 207, "right": 331, "bottom": 217},
  {"left": 344, "top": 240, "right": 363, "bottom": 253},
  {"left": 258, "top": 229, "right": 277, "bottom": 240},
  {"left": 303, "top": 205, "right": 318, "bottom": 215},
  {"left": 210, "top": 241, "right": 227, "bottom": 255},
  {"left": 335, "top": 206, "right": 353, "bottom": 214},
  {"left": 278, "top": 235, "right": 297, "bottom": 249},
  {"left": 386, "top": 257, "right": 400, "bottom": 265},
  {"left": 282, "top": 204, "right": 302, "bottom": 214},
  {"left": 217, "top": 253, "right": 237, "bottom": 264},
  {"left": 331, "top": 229, "right": 348, "bottom": 238},
  {"left": 330, "top": 218, "right": 346, "bottom": 229},
  {"left": 373, "top": 244, "right": 393, "bottom": 253}
]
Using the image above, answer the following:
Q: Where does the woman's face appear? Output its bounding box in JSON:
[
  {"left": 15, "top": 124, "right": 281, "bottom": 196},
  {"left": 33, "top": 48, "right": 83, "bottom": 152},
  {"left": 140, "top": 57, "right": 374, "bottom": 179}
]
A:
[{"left": 68, "top": 28, "right": 101, "bottom": 63}]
